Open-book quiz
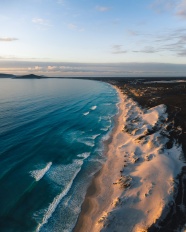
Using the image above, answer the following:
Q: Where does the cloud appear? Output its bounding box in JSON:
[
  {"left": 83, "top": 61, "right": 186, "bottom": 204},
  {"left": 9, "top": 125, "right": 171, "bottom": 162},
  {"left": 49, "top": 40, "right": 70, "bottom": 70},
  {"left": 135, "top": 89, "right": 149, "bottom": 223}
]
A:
[
  {"left": 0, "top": 55, "right": 44, "bottom": 61},
  {"left": 112, "top": 45, "right": 127, "bottom": 54},
  {"left": 32, "top": 18, "right": 51, "bottom": 29},
  {"left": 177, "top": 48, "right": 186, "bottom": 56},
  {"left": 0, "top": 37, "right": 18, "bottom": 42},
  {"left": 176, "top": 0, "right": 186, "bottom": 19},
  {"left": 150, "top": 0, "right": 175, "bottom": 13},
  {"left": 151, "top": 0, "right": 186, "bottom": 19},
  {"left": 157, "top": 29, "right": 186, "bottom": 56},
  {"left": 127, "top": 30, "right": 139, "bottom": 36},
  {"left": 47, "top": 66, "right": 57, "bottom": 70},
  {"left": 67, "top": 23, "right": 84, "bottom": 32},
  {"left": 28, "top": 66, "right": 43, "bottom": 71},
  {"left": 1, "top": 61, "right": 186, "bottom": 77},
  {"left": 96, "top": 6, "right": 110, "bottom": 12},
  {"left": 133, "top": 46, "right": 157, "bottom": 53},
  {"left": 130, "top": 27, "right": 186, "bottom": 56}
]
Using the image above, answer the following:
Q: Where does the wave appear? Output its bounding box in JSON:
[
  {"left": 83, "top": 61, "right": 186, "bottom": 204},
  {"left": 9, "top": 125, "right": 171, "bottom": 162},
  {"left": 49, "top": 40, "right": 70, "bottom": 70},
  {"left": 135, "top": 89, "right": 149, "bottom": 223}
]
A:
[
  {"left": 83, "top": 105, "right": 97, "bottom": 115},
  {"left": 82, "top": 141, "right": 95, "bottom": 147},
  {"left": 99, "top": 115, "right": 113, "bottom": 125},
  {"left": 30, "top": 162, "right": 52, "bottom": 182},
  {"left": 77, "top": 137, "right": 95, "bottom": 147},
  {"left": 77, "top": 152, "right": 91, "bottom": 159},
  {"left": 77, "top": 134, "right": 100, "bottom": 148},
  {"left": 90, "top": 106, "right": 97, "bottom": 110},
  {"left": 91, "top": 134, "right": 100, "bottom": 139},
  {"left": 35, "top": 165, "right": 82, "bottom": 232},
  {"left": 98, "top": 116, "right": 102, "bottom": 122},
  {"left": 102, "top": 115, "right": 112, "bottom": 121},
  {"left": 102, "top": 132, "right": 111, "bottom": 141},
  {"left": 86, "top": 134, "right": 100, "bottom": 140},
  {"left": 100, "top": 126, "right": 110, "bottom": 132},
  {"left": 83, "top": 112, "right": 89, "bottom": 116}
]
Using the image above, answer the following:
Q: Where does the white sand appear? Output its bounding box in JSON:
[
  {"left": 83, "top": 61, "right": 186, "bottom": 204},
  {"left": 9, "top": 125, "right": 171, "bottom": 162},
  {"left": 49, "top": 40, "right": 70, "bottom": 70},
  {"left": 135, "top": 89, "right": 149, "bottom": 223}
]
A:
[{"left": 74, "top": 86, "right": 184, "bottom": 232}]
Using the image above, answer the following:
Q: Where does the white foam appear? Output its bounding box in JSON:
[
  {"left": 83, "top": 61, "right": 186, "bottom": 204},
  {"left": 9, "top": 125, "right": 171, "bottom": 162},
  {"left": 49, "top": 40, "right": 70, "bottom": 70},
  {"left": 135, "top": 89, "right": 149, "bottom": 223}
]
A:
[
  {"left": 36, "top": 164, "right": 82, "bottom": 232},
  {"left": 101, "top": 128, "right": 108, "bottom": 132},
  {"left": 92, "top": 134, "right": 100, "bottom": 139},
  {"left": 78, "top": 138, "right": 95, "bottom": 147},
  {"left": 102, "top": 116, "right": 111, "bottom": 120},
  {"left": 101, "top": 125, "right": 110, "bottom": 132},
  {"left": 99, "top": 116, "right": 113, "bottom": 123},
  {"left": 30, "top": 162, "right": 52, "bottom": 182},
  {"left": 83, "top": 141, "right": 95, "bottom": 147},
  {"left": 77, "top": 152, "right": 91, "bottom": 159},
  {"left": 83, "top": 112, "right": 89, "bottom": 116},
  {"left": 102, "top": 133, "right": 111, "bottom": 142},
  {"left": 87, "top": 134, "right": 100, "bottom": 140},
  {"left": 91, "top": 106, "right": 97, "bottom": 110}
]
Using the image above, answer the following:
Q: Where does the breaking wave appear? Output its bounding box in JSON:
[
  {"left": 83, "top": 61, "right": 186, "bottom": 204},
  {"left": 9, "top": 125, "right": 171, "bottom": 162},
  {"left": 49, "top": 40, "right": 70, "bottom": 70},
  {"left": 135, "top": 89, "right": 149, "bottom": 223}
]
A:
[
  {"left": 90, "top": 106, "right": 97, "bottom": 110},
  {"left": 83, "top": 112, "right": 89, "bottom": 116},
  {"left": 35, "top": 165, "right": 82, "bottom": 232},
  {"left": 30, "top": 162, "right": 52, "bottom": 182}
]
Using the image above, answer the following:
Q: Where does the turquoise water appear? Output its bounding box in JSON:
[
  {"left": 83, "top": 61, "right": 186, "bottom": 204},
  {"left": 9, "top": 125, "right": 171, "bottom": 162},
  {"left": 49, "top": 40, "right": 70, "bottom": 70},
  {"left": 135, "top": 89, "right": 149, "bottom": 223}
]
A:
[{"left": 0, "top": 78, "right": 119, "bottom": 232}]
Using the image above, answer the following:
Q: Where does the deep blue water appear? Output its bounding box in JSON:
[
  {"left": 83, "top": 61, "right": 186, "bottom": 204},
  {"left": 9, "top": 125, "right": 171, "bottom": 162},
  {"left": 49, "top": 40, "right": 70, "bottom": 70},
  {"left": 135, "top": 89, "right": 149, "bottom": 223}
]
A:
[{"left": 0, "top": 78, "right": 118, "bottom": 232}]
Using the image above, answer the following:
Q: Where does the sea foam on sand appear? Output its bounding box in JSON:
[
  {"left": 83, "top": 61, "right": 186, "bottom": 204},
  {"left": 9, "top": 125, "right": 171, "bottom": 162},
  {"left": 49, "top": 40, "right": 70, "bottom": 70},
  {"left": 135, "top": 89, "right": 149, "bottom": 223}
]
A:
[{"left": 93, "top": 88, "right": 184, "bottom": 232}]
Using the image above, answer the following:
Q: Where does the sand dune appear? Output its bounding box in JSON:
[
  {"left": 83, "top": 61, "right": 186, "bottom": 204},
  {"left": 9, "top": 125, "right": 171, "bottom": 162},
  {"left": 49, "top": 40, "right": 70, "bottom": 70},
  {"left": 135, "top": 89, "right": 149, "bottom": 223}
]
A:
[{"left": 74, "top": 86, "right": 184, "bottom": 232}]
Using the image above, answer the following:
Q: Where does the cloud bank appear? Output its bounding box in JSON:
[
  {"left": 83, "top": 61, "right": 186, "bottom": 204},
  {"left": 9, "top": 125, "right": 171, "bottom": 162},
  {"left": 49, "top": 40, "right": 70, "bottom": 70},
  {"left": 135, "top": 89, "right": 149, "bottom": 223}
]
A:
[
  {"left": 1, "top": 61, "right": 186, "bottom": 77},
  {"left": 0, "top": 37, "right": 18, "bottom": 42}
]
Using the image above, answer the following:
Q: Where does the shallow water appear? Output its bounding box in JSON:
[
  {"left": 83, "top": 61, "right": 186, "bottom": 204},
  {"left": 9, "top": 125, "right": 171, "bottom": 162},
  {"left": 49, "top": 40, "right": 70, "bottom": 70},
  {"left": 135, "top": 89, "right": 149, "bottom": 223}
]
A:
[{"left": 0, "top": 78, "right": 118, "bottom": 232}]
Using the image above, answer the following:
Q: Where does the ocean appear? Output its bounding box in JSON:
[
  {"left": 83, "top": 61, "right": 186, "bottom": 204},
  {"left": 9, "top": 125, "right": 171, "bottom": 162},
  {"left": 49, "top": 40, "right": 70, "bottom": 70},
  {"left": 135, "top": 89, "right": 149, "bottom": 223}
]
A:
[{"left": 0, "top": 78, "right": 119, "bottom": 232}]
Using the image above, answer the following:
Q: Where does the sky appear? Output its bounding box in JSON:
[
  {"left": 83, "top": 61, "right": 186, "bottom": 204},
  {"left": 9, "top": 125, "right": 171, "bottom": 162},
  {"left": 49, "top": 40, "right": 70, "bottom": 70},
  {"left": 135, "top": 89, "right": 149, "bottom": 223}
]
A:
[{"left": 0, "top": 0, "right": 186, "bottom": 77}]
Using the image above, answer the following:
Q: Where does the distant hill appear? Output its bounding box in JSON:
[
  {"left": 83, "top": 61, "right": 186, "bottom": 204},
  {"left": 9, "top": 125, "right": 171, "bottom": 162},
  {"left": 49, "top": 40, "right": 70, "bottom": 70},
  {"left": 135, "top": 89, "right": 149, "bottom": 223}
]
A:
[
  {"left": 0, "top": 73, "right": 16, "bottom": 78},
  {"left": 15, "top": 74, "right": 47, "bottom": 79},
  {"left": 0, "top": 73, "right": 46, "bottom": 79}
]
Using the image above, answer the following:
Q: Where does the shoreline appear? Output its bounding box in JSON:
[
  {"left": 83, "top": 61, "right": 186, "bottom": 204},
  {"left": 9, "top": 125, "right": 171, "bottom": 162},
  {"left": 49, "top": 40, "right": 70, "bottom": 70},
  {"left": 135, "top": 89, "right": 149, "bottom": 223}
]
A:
[
  {"left": 73, "top": 85, "right": 125, "bottom": 232},
  {"left": 73, "top": 81, "right": 185, "bottom": 232}
]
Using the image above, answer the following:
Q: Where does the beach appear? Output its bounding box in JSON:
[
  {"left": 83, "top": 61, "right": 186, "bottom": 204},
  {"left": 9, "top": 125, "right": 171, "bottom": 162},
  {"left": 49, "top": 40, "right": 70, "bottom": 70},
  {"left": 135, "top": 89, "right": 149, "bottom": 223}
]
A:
[
  {"left": 74, "top": 86, "right": 126, "bottom": 232},
  {"left": 74, "top": 82, "right": 185, "bottom": 232}
]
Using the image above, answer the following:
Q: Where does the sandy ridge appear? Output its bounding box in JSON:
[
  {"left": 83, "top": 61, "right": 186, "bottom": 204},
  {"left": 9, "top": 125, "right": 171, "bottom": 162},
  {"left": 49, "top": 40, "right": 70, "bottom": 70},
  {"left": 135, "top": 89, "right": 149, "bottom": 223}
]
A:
[{"left": 74, "top": 86, "right": 184, "bottom": 232}]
